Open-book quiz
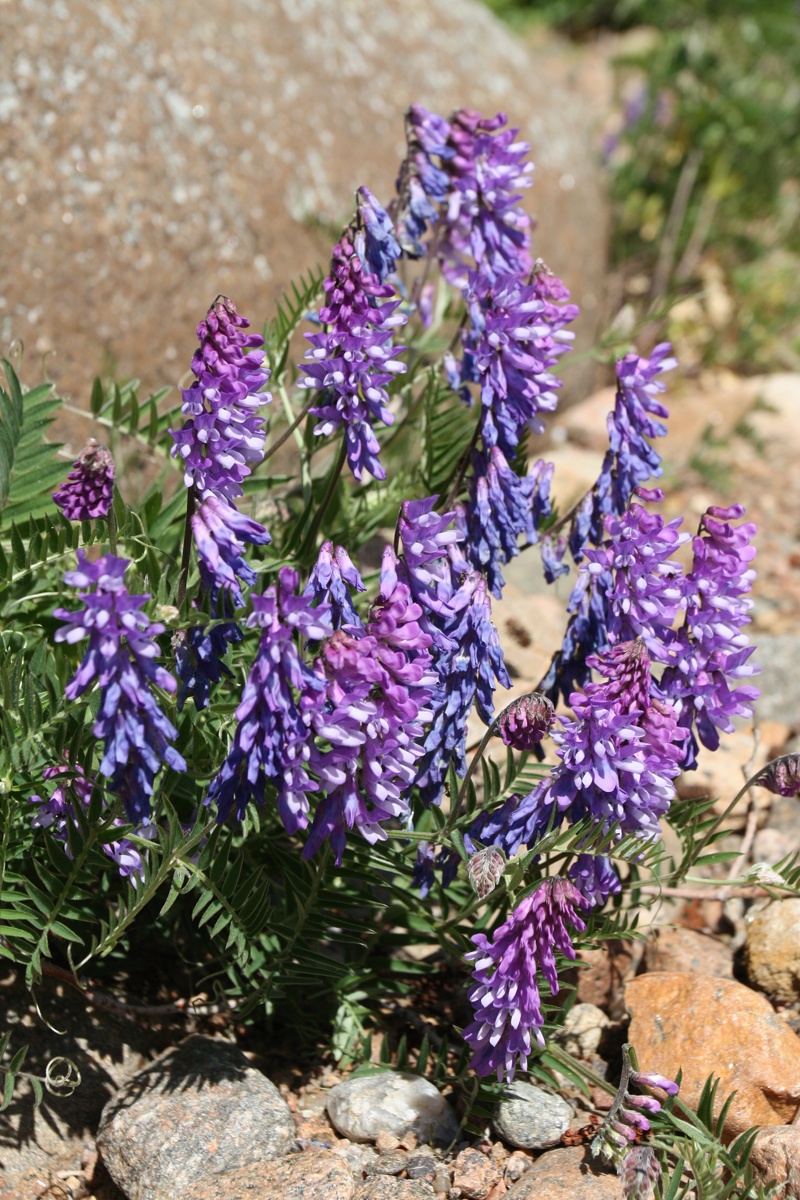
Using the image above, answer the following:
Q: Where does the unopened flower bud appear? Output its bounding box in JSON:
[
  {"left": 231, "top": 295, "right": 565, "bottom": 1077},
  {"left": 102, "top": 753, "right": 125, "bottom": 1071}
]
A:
[
  {"left": 498, "top": 692, "right": 555, "bottom": 751},
  {"left": 759, "top": 754, "right": 800, "bottom": 797},
  {"left": 466, "top": 845, "right": 505, "bottom": 899},
  {"left": 52, "top": 439, "right": 115, "bottom": 521},
  {"left": 618, "top": 1145, "right": 661, "bottom": 1200}
]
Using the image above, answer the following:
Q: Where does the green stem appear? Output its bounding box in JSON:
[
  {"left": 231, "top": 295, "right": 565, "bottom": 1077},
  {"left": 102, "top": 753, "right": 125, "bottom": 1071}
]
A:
[
  {"left": 261, "top": 397, "right": 316, "bottom": 465},
  {"left": 106, "top": 501, "right": 118, "bottom": 555},
  {"left": 279, "top": 384, "right": 312, "bottom": 503},
  {"left": 176, "top": 487, "right": 196, "bottom": 607},
  {"left": 442, "top": 694, "right": 525, "bottom": 838},
  {"left": 298, "top": 438, "right": 347, "bottom": 561}
]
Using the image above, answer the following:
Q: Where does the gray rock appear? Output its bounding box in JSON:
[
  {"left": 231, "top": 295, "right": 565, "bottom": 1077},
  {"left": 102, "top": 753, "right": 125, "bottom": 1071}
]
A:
[
  {"left": 756, "top": 635, "right": 800, "bottom": 724},
  {"left": 96, "top": 1034, "right": 295, "bottom": 1200},
  {"left": 1, "top": 0, "right": 608, "bottom": 425},
  {"left": 744, "top": 899, "right": 800, "bottom": 1002},
  {"left": 493, "top": 1081, "right": 572, "bottom": 1150},
  {"left": 176, "top": 1147, "right": 355, "bottom": 1200},
  {"left": 326, "top": 1071, "right": 458, "bottom": 1146}
]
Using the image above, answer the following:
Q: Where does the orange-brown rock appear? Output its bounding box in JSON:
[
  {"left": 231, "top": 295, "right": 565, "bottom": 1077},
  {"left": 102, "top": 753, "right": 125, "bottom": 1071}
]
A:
[
  {"left": 744, "top": 900, "right": 800, "bottom": 1002},
  {"left": 626, "top": 973, "right": 800, "bottom": 1138},
  {"left": 642, "top": 926, "right": 733, "bottom": 978},
  {"left": 504, "top": 1147, "right": 622, "bottom": 1199}
]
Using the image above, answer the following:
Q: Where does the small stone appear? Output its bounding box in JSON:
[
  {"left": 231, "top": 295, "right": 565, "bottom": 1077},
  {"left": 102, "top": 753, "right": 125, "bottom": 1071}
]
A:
[
  {"left": 626, "top": 973, "right": 800, "bottom": 1137},
  {"left": 376, "top": 1133, "right": 402, "bottom": 1154},
  {"left": 366, "top": 1152, "right": 408, "bottom": 1177},
  {"left": 504, "top": 1151, "right": 533, "bottom": 1183},
  {"left": 744, "top": 900, "right": 800, "bottom": 1001},
  {"left": 433, "top": 1173, "right": 451, "bottom": 1194},
  {"left": 570, "top": 941, "right": 633, "bottom": 1019},
  {"left": 406, "top": 1152, "right": 437, "bottom": 1182},
  {"left": 493, "top": 1082, "right": 572, "bottom": 1150},
  {"left": 643, "top": 926, "right": 734, "bottom": 978},
  {"left": 453, "top": 1148, "right": 501, "bottom": 1199},
  {"left": 555, "top": 1003, "right": 610, "bottom": 1059},
  {"left": 333, "top": 1142, "right": 378, "bottom": 1179},
  {"left": 356, "top": 1179, "right": 436, "bottom": 1199},
  {"left": 749, "top": 1126, "right": 800, "bottom": 1196},
  {"left": 327, "top": 1073, "right": 459, "bottom": 1146},
  {"left": 177, "top": 1148, "right": 354, "bottom": 1200},
  {"left": 504, "top": 1147, "right": 621, "bottom": 1198},
  {"left": 398, "top": 1133, "right": 418, "bottom": 1152},
  {"left": 96, "top": 1035, "right": 295, "bottom": 1200}
]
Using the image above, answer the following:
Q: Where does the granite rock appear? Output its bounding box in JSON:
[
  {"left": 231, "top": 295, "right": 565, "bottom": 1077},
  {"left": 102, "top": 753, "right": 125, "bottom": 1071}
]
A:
[
  {"left": 643, "top": 927, "right": 733, "bottom": 978},
  {"left": 626, "top": 973, "right": 800, "bottom": 1137},
  {"left": 452, "top": 1147, "right": 502, "bottom": 1199},
  {"left": 504, "top": 1147, "right": 622, "bottom": 1199},
  {"left": 1, "top": 0, "right": 609, "bottom": 428},
  {"left": 326, "top": 1072, "right": 458, "bottom": 1146},
  {"left": 556, "top": 1002, "right": 610, "bottom": 1058},
  {"left": 176, "top": 1148, "right": 354, "bottom": 1200},
  {"left": 744, "top": 900, "right": 800, "bottom": 1002},
  {"left": 355, "top": 1180, "right": 436, "bottom": 1200},
  {"left": 493, "top": 1081, "right": 572, "bottom": 1150},
  {"left": 96, "top": 1034, "right": 295, "bottom": 1200},
  {"left": 749, "top": 1125, "right": 800, "bottom": 1199}
]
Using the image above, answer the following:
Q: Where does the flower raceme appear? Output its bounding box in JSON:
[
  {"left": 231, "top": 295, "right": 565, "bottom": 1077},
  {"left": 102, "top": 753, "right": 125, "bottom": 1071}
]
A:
[
  {"left": 463, "top": 877, "right": 586, "bottom": 1081},
  {"left": 53, "top": 552, "right": 186, "bottom": 824}
]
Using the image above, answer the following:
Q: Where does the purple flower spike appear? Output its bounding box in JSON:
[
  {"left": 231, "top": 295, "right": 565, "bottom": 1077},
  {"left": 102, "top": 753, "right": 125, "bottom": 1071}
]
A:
[
  {"left": 300, "top": 234, "right": 407, "bottom": 482},
  {"left": 53, "top": 440, "right": 115, "bottom": 521},
  {"left": 567, "top": 854, "right": 621, "bottom": 907},
  {"left": 54, "top": 551, "right": 186, "bottom": 824},
  {"left": 304, "top": 541, "right": 366, "bottom": 631},
  {"left": 463, "top": 877, "right": 586, "bottom": 1081},
  {"left": 170, "top": 295, "right": 272, "bottom": 503},
  {"left": 206, "top": 568, "right": 332, "bottom": 833},
  {"left": 498, "top": 692, "right": 555, "bottom": 751},
  {"left": 356, "top": 187, "right": 402, "bottom": 282},
  {"left": 191, "top": 493, "right": 271, "bottom": 607},
  {"left": 174, "top": 619, "right": 243, "bottom": 711}
]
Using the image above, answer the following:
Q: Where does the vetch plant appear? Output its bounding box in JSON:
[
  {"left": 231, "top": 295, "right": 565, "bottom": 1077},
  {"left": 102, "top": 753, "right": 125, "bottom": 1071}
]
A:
[{"left": 0, "top": 102, "right": 789, "bottom": 1188}]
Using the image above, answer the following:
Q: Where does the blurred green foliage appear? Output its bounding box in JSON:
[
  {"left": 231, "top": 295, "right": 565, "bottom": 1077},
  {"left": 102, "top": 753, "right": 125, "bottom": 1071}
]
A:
[{"left": 485, "top": 0, "right": 800, "bottom": 370}]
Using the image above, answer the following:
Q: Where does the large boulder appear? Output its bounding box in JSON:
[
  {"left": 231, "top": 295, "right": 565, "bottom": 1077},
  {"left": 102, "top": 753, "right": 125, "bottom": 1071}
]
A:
[{"left": 1, "top": 0, "right": 608, "bottom": 430}]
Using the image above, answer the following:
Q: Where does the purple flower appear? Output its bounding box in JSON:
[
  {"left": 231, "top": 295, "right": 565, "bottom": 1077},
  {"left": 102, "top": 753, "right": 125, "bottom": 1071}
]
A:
[
  {"left": 457, "top": 447, "right": 547, "bottom": 598},
  {"left": 570, "top": 344, "right": 676, "bottom": 562},
  {"left": 498, "top": 693, "right": 555, "bottom": 751},
  {"left": 463, "top": 878, "right": 586, "bottom": 1081},
  {"left": 30, "top": 762, "right": 149, "bottom": 884},
  {"left": 304, "top": 558, "right": 437, "bottom": 864},
  {"left": 169, "top": 295, "right": 272, "bottom": 503},
  {"left": 174, "top": 619, "right": 244, "bottom": 711},
  {"left": 460, "top": 270, "right": 577, "bottom": 459},
  {"left": 52, "top": 440, "right": 115, "bottom": 521},
  {"left": 534, "top": 640, "right": 687, "bottom": 845},
  {"left": 191, "top": 493, "right": 271, "bottom": 607},
  {"left": 567, "top": 854, "right": 621, "bottom": 907},
  {"left": 355, "top": 187, "right": 402, "bottom": 282},
  {"left": 54, "top": 552, "right": 186, "bottom": 824},
  {"left": 584, "top": 490, "right": 687, "bottom": 660},
  {"left": 541, "top": 568, "right": 611, "bottom": 705},
  {"left": 304, "top": 541, "right": 366, "bottom": 630},
  {"left": 206, "top": 567, "right": 332, "bottom": 833},
  {"left": 300, "top": 234, "right": 407, "bottom": 482},
  {"left": 417, "top": 558, "right": 511, "bottom": 807},
  {"left": 397, "top": 496, "right": 462, "bottom": 619},
  {"left": 660, "top": 504, "right": 759, "bottom": 766},
  {"left": 541, "top": 534, "right": 569, "bottom": 583},
  {"left": 592, "top": 1043, "right": 678, "bottom": 1164}
]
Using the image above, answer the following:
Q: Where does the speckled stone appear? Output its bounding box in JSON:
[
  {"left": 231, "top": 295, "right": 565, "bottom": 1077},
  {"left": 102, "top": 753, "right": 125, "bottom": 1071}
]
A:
[
  {"left": 504, "top": 1147, "right": 622, "bottom": 1199},
  {"left": 452, "top": 1147, "right": 502, "bottom": 1199},
  {"left": 355, "top": 1180, "right": 436, "bottom": 1200},
  {"left": 326, "top": 1072, "right": 458, "bottom": 1146},
  {"left": 626, "top": 973, "right": 800, "bottom": 1137},
  {"left": 176, "top": 1148, "right": 354, "bottom": 1200},
  {"left": 96, "top": 1035, "right": 295, "bottom": 1200},
  {"left": 493, "top": 1081, "right": 572, "bottom": 1150},
  {"left": 1, "top": 0, "right": 608, "bottom": 430},
  {"left": 744, "top": 900, "right": 800, "bottom": 1002},
  {"left": 749, "top": 1126, "right": 800, "bottom": 1197}
]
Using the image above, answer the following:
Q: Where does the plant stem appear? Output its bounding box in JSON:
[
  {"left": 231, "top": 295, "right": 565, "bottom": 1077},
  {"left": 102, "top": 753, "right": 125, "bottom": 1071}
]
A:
[
  {"left": 442, "top": 694, "right": 528, "bottom": 837},
  {"left": 106, "top": 502, "right": 118, "bottom": 555},
  {"left": 263, "top": 396, "right": 316, "bottom": 465},
  {"left": 443, "top": 408, "right": 483, "bottom": 511},
  {"left": 298, "top": 438, "right": 347, "bottom": 561},
  {"left": 176, "top": 487, "right": 196, "bottom": 607}
]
